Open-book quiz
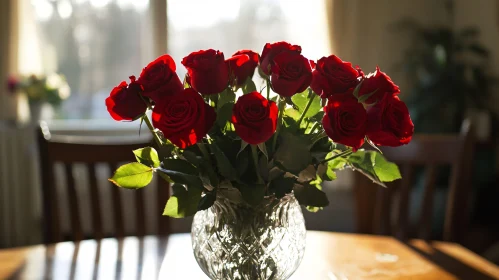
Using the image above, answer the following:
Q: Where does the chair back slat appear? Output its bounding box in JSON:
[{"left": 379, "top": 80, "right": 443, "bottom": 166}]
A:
[
  {"left": 37, "top": 126, "right": 171, "bottom": 244},
  {"left": 419, "top": 164, "right": 438, "bottom": 240},
  {"left": 135, "top": 189, "right": 146, "bottom": 237},
  {"left": 87, "top": 163, "right": 103, "bottom": 240},
  {"left": 374, "top": 186, "right": 392, "bottom": 235},
  {"left": 109, "top": 162, "right": 125, "bottom": 239},
  {"left": 396, "top": 164, "right": 414, "bottom": 240},
  {"left": 64, "top": 163, "right": 83, "bottom": 242},
  {"left": 353, "top": 120, "right": 474, "bottom": 243},
  {"left": 157, "top": 178, "right": 170, "bottom": 236}
]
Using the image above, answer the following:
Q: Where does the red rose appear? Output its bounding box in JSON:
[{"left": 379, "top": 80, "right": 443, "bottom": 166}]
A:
[
  {"left": 358, "top": 66, "right": 400, "bottom": 104},
  {"left": 226, "top": 50, "right": 259, "bottom": 87},
  {"left": 152, "top": 88, "right": 216, "bottom": 148},
  {"left": 232, "top": 91, "right": 278, "bottom": 145},
  {"left": 260, "top": 41, "right": 302, "bottom": 76},
  {"left": 270, "top": 52, "right": 312, "bottom": 97},
  {"left": 181, "top": 49, "right": 228, "bottom": 95},
  {"left": 311, "top": 55, "right": 361, "bottom": 98},
  {"left": 105, "top": 78, "right": 147, "bottom": 121},
  {"left": 7, "top": 76, "right": 19, "bottom": 94},
  {"left": 366, "top": 95, "right": 414, "bottom": 147},
  {"left": 137, "top": 54, "right": 183, "bottom": 102},
  {"left": 322, "top": 92, "right": 367, "bottom": 150}
]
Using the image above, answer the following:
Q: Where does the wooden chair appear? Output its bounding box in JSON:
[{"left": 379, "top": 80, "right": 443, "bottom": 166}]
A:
[
  {"left": 353, "top": 120, "right": 474, "bottom": 243},
  {"left": 37, "top": 124, "right": 170, "bottom": 244}
]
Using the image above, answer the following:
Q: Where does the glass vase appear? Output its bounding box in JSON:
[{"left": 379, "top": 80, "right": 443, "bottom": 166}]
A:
[{"left": 191, "top": 193, "right": 306, "bottom": 280}]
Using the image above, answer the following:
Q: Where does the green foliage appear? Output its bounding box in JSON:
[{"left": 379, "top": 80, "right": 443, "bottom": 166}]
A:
[
  {"left": 217, "top": 104, "right": 234, "bottom": 130},
  {"left": 210, "top": 143, "right": 239, "bottom": 181},
  {"left": 291, "top": 89, "right": 321, "bottom": 119},
  {"left": 242, "top": 77, "right": 257, "bottom": 94},
  {"left": 347, "top": 150, "right": 401, "bottom": 186},
  {"left": 198, "top": 191, "right": 217, "bottom": 211},
  {"left": 133, "top": 147, "right": 160, "bottom": 167},
  {"left": 293, "top": 183, "right": 329, "bottom": 207},
  {"left": 236, "top": 183, "right": 265, "bottom": 206},
  {"left": 269, "top": 174, "right": 295, "bottom": 199},
  {"left": 163, "top": 184, "right": 202, "bottom": 218},
  {"left": 159, "top": 159, "right": 204, "bottom": 189},
  {"left": 109, "top": 162, "right": 153, "bottom": 189},
  {"left": 217, "top": 88, "right": 236, "bottom": 110},
  {"left": 273, "top": 132, "right": 312, "bottom": 174}
]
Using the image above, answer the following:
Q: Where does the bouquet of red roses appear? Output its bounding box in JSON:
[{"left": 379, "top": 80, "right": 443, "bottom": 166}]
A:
[{"left": 106, "top": 41, "right": 413, "bottom": 217}]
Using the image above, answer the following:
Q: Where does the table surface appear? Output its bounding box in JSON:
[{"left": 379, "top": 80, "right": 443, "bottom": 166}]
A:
[{"left": 1, "top": 231, "right": 498, "bottom": 280}]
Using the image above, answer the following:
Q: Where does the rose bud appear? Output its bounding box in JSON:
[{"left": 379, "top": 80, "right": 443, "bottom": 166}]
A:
[
  {"left": 311, "top": 55, "right": 361, "bottom": 98},
  {"left": 260, "top": 41, "right": 302, "bottom": 76},
  {"left": 181, "top": 49, "right": 229, "bottom": 95},
  {"left": 366, "top": 95, "right": 414, "bottom": 147},
  {"left": 358, "top": 66, "right": 400, "bottom": 104},
  {"left": 105, "top": 77, "right": 147, "bottom": 121},
  {"left": 322, "top": 92, "right": 367, "bottom": 150},
  {"left": 137, "top": 54, "right": 183, "bottom": 102},
  {"left": 152, "top": 88, "right": 216, "bottom": 148},
  {"left": 226, "top": 50, "right": 259, "bottom": 87},
  {"left": 270, "top": 52, "right": 313, "bottom": 97},
  {"left": 232, "top": 91, "right": 278, "bottom": 145}
]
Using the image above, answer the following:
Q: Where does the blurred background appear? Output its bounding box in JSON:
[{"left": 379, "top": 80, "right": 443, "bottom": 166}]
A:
[{"left": 1, "top": 0, "right": 498, "bottom": 264}]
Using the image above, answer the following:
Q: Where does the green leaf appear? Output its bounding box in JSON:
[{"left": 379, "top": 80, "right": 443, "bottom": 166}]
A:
[
  {"left": 237, "top": 140, "right": 249, "bottom": 157},
  {"left": 216, "top": 102, "right": 234, "bottom": 128},
  {"left": 133, "top": 147, "right": 160, "bottom": 168},
  {"left": 291, "top": 89, "right": 321, "bottom": 118},
  {"left": 274, "top": 132, "right": 312, "bottom": 175},
  {"left": 371, "top": 152, "right": 401, "bottom": 182},
  {"left": 293, "top": 183, "right": 329, "bottom": 207},
  {"left": 298, "top": 165, "right": 316, "bottom": 182},
  {"left": 242, "top": 77, "right": 257, "bottom": 94},
  {"left": 352, "top": 79, "right": 363, "bottom": 99},
  {"left": 257, "top": 143, "right": 268, "bottom": 159},
  {"left": 237, "top": 183, "right": 265, "bottom": 206},
  {"left": 109, "top": 162, "right": 153, "bottom": 189},
  {"left": 159, "top": 159, "right": 204, "bottom": 189},
  {"left": 158, "top": 144, "right": 175, "bottom": 160},
  {"left": 218, "top": 88, "right": 236, "bottom": 110},
  {"left": 284, "top": 108, "right": 301, "bottom": 121},
  {"left": 210, "top": 143, "right": 238, "bottom": 181},
  {"left": 347, "top": 150, "right": 401, "bottom": 186},
  {"left": 269, "top": 175, "right": 295, "bottom": 198},
  {"left": 306, "top": 206, "right": 323, "bottom": 212},
  {"left": 317, "top": 163, "right": 337, "bottom": 181},
  {"left": 163, "top": 184, "right": 202, "bottom": 218},
  {"left": 198, "top": 192, "right": 216, "bottom": 211},
  {"left": 357, "top": 89, "right": 378, "bottom": 104},
  {"left": 158, "top": 172, "right": 174, "bottom": 183}
]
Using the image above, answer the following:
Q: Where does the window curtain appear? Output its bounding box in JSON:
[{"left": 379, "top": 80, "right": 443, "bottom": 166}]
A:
[
  {"left": 0, "top": 0, "right": 43, "bottom": 248},
  {"left": 324, "top": 0, "right": 450, "bottom": 91},
  {"left": 0, "top": 0, "right": 20, "bottom": 122}
]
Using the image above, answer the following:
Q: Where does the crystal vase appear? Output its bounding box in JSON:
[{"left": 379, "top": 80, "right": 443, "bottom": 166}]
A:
[{"left": 191, "top": 193, "right": 306, "bottom": 280}]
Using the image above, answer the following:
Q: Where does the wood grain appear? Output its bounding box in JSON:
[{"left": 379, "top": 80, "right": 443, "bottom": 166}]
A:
[{"left": 2, "top": 231, "right": 498, "bottom": 280}]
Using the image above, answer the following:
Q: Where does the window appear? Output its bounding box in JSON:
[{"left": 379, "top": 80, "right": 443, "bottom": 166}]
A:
[{"left": 31, "top": 0, "right": 330, "bottom": 121}]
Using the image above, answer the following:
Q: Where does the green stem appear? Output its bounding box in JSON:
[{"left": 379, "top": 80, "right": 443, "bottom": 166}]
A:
[
  {"left": 271, "top": 98, "right": 286, "bottom": 153},
  {"left": 307, "top": 122, "right": 321, "bottom": 134},
  {"left": 251, "top": 145, "right": 264, "bottom": 184},
  {"left": 142, "top": 114, "right": 163, "bottom": 148},
  {"left": 296, "top": 90, "right": 316, "bottom": 128},
  {"left": 321, "top": 149, "right": 353, "bottom": 164},
  {"left": 266, "top": 79, "right": 271, "bottom": 100},
  {"left": 197, "top": 142, "right": 212, "bottom": 164}
]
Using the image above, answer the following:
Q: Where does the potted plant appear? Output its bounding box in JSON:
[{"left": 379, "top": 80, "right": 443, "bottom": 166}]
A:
[
  {"left": 105, "top": 42, "right": 414, "bottom": 279},
  {"left": 7, "top": 73, "right": 71, "bottom": 121}
]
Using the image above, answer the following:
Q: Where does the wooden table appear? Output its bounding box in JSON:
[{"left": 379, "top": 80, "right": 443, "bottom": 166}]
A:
[{"left": 1, "top": 231, "right": 498, "bottom": 280}]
